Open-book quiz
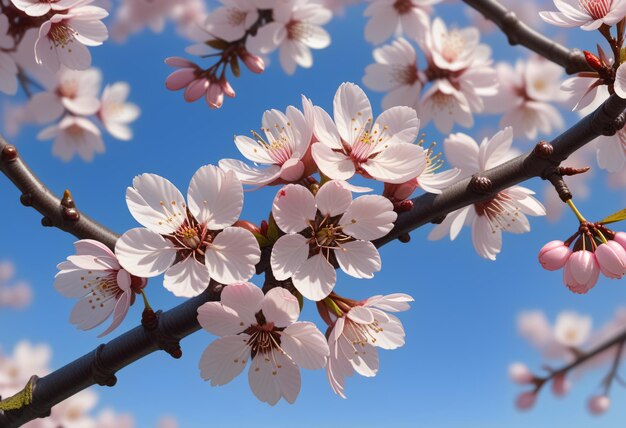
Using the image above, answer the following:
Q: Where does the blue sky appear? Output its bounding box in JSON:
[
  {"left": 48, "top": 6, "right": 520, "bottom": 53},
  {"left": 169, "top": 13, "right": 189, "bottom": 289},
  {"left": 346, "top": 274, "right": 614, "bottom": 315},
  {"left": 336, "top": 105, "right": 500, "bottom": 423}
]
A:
[{"left": 2, "top": 1, "right": 626, "bottom": 427}]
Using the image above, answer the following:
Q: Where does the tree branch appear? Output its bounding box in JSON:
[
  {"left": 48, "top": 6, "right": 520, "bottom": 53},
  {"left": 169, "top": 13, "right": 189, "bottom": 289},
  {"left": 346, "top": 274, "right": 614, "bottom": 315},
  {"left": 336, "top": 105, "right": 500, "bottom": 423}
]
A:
[
  {"left": 461, "top": 0, "right": 591, "bottom": 74},
  {"left": 0, "top": 91, "right": 625, "bottom": 426}
]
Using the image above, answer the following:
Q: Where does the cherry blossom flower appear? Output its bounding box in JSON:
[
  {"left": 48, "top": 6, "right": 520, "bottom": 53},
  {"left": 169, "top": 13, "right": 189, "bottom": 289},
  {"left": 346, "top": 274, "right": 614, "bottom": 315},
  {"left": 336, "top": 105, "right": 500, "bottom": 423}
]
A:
[
  {"left": 0, "top": 14, "right": 17, "bottom": 96},
  {"left": 37, "top": 115, "right": 105, "bottom": 162},
  {"left": 94, "top": 409, "right": 134, "bottom": 428},
  {"left": 485, "top": 56, "right": 565, "bottom": 140},
  {"left": 596, "top": 127, "right": 626, "bottom": 172},
  {"left": 538, "top": 240, "right": 572, "bottom": 271},
  {"left": 219, "top": 97, "right": 315, "bottom": 187},
  {"left": 164, "top": 57, "right": 230, "bottom": 109},
  {"left": 311, "top": 82, "right": 427, "bottom": 184},
  {"left": 595, "top": 240, "right": 626, "bottom": 278},
  {"left": 363, "top": 0, "right": 439, "bottom": 45},
  {"left": 515, "top": 391, "right": 537, "bottom": 410},
  {"left": 325, "top": 293, "right": 413, "bottom": 398},
  {"left": 554, "top": 311, "right": 592, "bottom": 347},
  {"left": 46, "top": 389, "right": 98, "bottom": 428},
  {"left": 564, "top": 250, "right": 601, "bottom": 293},
  {"left": 197, "top": 283, "right": 329, "bottom": 405},
  {"left": 429, "top": 127, "right": 546, "bottom": 260},
  {"left": 54, "top": 239, "right": 146, "bottom": 337},
  {"left": 10, "top": 0, "right": 82, "bottom": 17},
  {"left": 518, "top": 310, "right": 589, "bottom": 360},
  {"left": 540, "top": 0, "right": 626, "bottom": 30},
  {"left": 270, "top": 180, "right": 397, "bottom": 300},
  {"left": 98, "top": 82, "right": 140, "bottom": 140},
  {"left": 0, "top": 341, "right": 51, "bottom": 396},
  {"left": 203, "top": 0, "right": 272, "bottom": 42},
  {"left": 247, "top": 0, "right": 332, "bottom": 75},
  {"left": 508, "top": 362, "right": 534, "bottom": 384},
  {"left": 115, "top": 165, "right": 261, "bottom": 297},
  {"left": 419, "top": 18, "right": 498, "bottom": 133},
  {"left": 0, "top": 261, "right": 32, "bottom": 310},
  {"left": 35, "top": 3, "right": 109, "bottom": 72},
  {"left": 27, "top": 67, "right": 102, "bottom": 124},
  {"left": 588, "top": 395, "right": 611, "bottom": 415},
  {"left": 362, "top": 37, "right": 422, "bottom": 111}
]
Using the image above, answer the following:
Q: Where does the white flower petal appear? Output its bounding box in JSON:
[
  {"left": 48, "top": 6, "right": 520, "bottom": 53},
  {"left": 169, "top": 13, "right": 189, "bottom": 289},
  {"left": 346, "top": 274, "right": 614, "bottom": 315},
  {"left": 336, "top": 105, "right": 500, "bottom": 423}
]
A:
[
  {"left": 262, "top": 287, "right": 300, "bottom": 328},
  {"left": 311, "top": 143, "right": 355, "bottom": 181},
  {"left": 199, "top": 334, "right": 251, "bottom": 386},
  {"left": 115, "top": 228, "right": 177, "bottom": 277},
  {"left": 205, "top": 227, "right": 260, "bottom": 284},
  {"left": 248, "top": 351, "right": 301, "bottom": 405},
  {"left": 335, "top": 240, "right": 381, "bottom": 279},
  {"left": 292, "top": 253, "right": 336, "bottom": 301},
  {"left": 361, "top": 143, "right": 427, "bottom": 184},
  {"left": 272, "top": 184, "right": 316, "bottom": 233},
  {"left": 340, "top": 195, "right": 396, "bottom": 241},
  {"left": 270, "top": 234, "right": 310, "bottom": 281},
  {"left": 188, "top": 165, "right": 243, "bottom": 229},
  {"left": 163, "top": 257, "right": 211, "bottom": 298},
  {"left": 333, "top": 82, "right": 372, "bottom": 146},
  {"left": 281, "top": 322, "right": 329, "bottom": 370},
  {"left": 315, "top": 180, "right": 352, "bottom": 217}
]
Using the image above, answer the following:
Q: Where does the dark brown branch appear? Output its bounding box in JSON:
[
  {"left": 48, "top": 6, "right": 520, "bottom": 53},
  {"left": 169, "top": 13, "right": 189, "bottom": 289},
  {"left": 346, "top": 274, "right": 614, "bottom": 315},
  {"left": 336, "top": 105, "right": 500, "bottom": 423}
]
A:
[
  {"left": 1, "top": 92, "right": 626, "bottom": 426},
  {"left": 461, "top": 0, "right": 591, "bottom": 74}
]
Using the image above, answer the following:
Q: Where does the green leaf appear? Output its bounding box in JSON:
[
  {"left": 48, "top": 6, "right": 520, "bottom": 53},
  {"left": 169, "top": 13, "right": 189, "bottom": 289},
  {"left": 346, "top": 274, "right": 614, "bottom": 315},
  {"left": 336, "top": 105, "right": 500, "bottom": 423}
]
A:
[
  {"left": 205, "top": 39, "right": 229, "bottom": 50},
  {"left": 253, "top": 232, "right": 271, "bottom": 248},
  {"left": 230, "top": 56, "right": 240, "bottom": 78},
  {"left": 267, "top": 213, "right": 280, "bottom": 242},
  {"left": 600, "top": 208, "right": 626, "bottom": 225}
]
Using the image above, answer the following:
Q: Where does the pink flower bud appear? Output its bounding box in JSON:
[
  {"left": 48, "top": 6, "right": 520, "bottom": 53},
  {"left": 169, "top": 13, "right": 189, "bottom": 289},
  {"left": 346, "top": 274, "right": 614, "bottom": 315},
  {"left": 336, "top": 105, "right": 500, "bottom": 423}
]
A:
[
  {"left": 509, "top": 362, "right": 534, "bottom": 384},
  {"left": 515, "top": 391, "right": 536, "bottom": 411},
  {"left": 165, "top": 56, "right": 197, "bottom": 68},
  {"left": 588, "top": 395, "right": 610, "bottom": 415},
  {"left": 551, "top": 373, "right": 569, "bottom": 397},
  {"left": 184, "top": 78, "right": 210, "bottom": 102},
  {"left": 206, "top": 83, "right": 224, "bottom": 109},
  {"left": 563, "top": 250, "right": 599, "bottom": 294},
  {"left": 596, "top": 241, "right": 626, "bottom": 279},
  {"left": 384, "top": 179, "right": 419, "bottom": 201},
  {"left": 219, "top": 77, "right": 236, "bottom": 98},
  {"left": 165, "top": 68, "right": 197, "bottom": 91},
  {"left": 612, "top": 231, "right": 626, "bottom": 251},
  {"left": 242, "top": 52, "right": 265, "bottom": 74},
  {"left": 538, "top": 240, "right": 572, "bottom": 271}
]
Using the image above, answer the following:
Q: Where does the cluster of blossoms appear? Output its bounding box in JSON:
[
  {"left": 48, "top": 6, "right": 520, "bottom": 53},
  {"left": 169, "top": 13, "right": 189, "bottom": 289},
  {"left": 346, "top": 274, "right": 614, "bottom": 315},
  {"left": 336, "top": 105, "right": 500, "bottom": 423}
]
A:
[
  {"left": 165, "top": 0, "right": 332, "bottom": 108},
  {"left": 510, "top": 308, "right": 626, "bottom": 415},
  {"left": 538, "top": 206, "right": 626, "bottom": 293},
  {"left": 0, "top": 341, "right": 141, "bottom": 427},
  {"left": 0, "top": 261, "right": 31, "bottom": 309}
]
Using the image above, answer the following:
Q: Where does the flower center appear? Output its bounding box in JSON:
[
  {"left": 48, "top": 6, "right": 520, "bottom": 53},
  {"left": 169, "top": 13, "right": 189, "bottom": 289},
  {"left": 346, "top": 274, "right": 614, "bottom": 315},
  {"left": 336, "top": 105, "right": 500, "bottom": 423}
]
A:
[
  {"left": 393, "top": 0, "right": 413, "bottom": 14},
  {"left": 57, "top": 78, "right": 79, "bottom": 99},
  {"left": 474, "top": 192, "right": 520, "bottom": 231},
  {"left": 286, "top": 20, "right": 311, "bottom": 41},
  {"left": 392, "top": 64, "right": 419, "bottom": 86},
  {"left": 227, "top": 8, "right": 247, "bottom": 26},
  {"left": 579, "top": 0, "right": 611, "bottom": 19},
  {"left": 48, "top": 23, "right": 76, "bottom": 48},
  {"left": 307, "top": 214, "right": 353, "bottom": 257},
  {"left": 251, "top": 128, "right": 293, "bottom": 165},
  {"left": 441, "top": 30, "right": 465, "bottom": 63},
  {"left": 170, "top": 220, "right": 216, "bottom": 261}
]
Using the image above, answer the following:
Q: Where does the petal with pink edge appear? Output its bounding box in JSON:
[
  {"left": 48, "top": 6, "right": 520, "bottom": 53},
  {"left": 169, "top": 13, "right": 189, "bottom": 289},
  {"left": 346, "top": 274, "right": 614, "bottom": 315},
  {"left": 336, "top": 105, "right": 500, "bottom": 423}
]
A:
[
  {"left": 333, "top": 82, "right": 373, "bottom": 147},
  {"left": 362, "top": 143, "right": 427, "bottom": 184},
  {"left": 281, "top": 322, "right": 329, "bottom": 370},
  {"left": 187, "top": 165, "right": 243, "bottom": 229},
  {"left": 163, "top": 257, "right": 211, "bottom": 298},
  {"left": 347, "top": 306, "right": 375, "bottom": 324},
  {"left": 270, "top": 234, "right": 309, "bottom": 281},
  {"left": 248, "top": 351, "right": 301, "bottom": 405},
  {"left": 311, "top": 143, "right": 355, "bottom": 181},
  {"left": 444, "top": 133, "right": 480, "bottom": 173},
  {"left": 115, "top": 228, "right": 177, "bottom": 277},
  {"left": 97, "top": 292, "right": 131, "bottom": 337},
  {"left": 234, "top": 135, "right": 274, "bottom": 164},
  {"left": 479, "top": 127, "right": 514, "bottom": 170},
  {"left": 371, "top": 106, "right": 420, "bottom": 149},
  {"left": 220, "top": 282, "right": 264, "bottom": 326},
  {"left": 335, "top": 240, "right": 381, "bottom": 279},
  {"left": 340, "top": 195, "right": 396, "bottom": 241},
  {"left": 205, "top": 227, "right": 260, "bottom": 284},
  {"left": 312, "top": 106, "right": 343, "bottom": 150},
  {"left": 315, "top": 180, "right": 352, "bottom": 217},
  {"left": 262, "top": 287, "right": 300, "bottom": 328},
  {"left": 292, "top": 253, "right": 336, "bottom": 301},
  {"left": 272, "top": 184, "right": 316, "bottom": 233},
  {"left": 197, "top": 301, "right": 246, "bottom": 336},
  {"left": 199, "top": 334, "right": 251, "bottom": 386},
  {"left": 472, "top": 216, "right": 502, "bottom": 260},
  {"left": 70, "top": 294, "right": 116, "bottom": 331},
  {"left": 615, "top": 64, "right": 626, "bottom": 99}
]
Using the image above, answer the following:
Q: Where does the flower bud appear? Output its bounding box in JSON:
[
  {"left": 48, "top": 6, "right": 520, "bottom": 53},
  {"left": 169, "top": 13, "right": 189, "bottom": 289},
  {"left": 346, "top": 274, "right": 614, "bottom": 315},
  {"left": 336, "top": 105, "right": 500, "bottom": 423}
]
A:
[
  {"left": 219, "top": 77, "right": 236, "bottom": 98},
  {"left": 242, "top": 52, "right": 265, "bottom": 74},
  {"left": 584, "top": 50, "right": 604, "bottom": 71},
  {"left": 206, "top": 83, "right": 224, "bottom": 109},
  {"left": 563, "top": 250, "right": 599, "bottom": 294},
  {"left": 588, "top": 395, "right": 610, "bottom": 415},
  {"left": 509, "top": 362, "right": 534, "bottom": 384},
  {"left": 384, "top": 179, "right": 419, "bottom": 201},
  {"left": 515, "top": 391, "right": 536, "bottom": 411},
  {"left": 538, "top": 240, "right": 572, "bottom": 271},
  {"left": 184, "top": 78, "right": 210, "bottom": 102},
  {"left": 551, "top": 373, "right": 569, "bottom": 397},
  {"left": 596, "top": 241, "right": 626, "bottom": 279},
  {"left": 612, "top": 231, "right": 626, "bottom": 250},
  {"left": 165, "top": 68, "right": 197, "bottom": 91}
]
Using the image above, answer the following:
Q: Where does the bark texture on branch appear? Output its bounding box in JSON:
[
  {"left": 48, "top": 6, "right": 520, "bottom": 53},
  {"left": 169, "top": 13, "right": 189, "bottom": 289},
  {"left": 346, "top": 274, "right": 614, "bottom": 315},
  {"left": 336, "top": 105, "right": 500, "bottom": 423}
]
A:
[{"left": 461, "top": 0, "right": 591, "bottom": 74}]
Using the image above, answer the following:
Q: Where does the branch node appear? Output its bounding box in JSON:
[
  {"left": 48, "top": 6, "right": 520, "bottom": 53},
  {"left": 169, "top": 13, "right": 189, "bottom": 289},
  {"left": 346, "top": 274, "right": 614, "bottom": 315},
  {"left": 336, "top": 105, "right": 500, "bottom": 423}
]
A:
[
  {"left": 143, "top": 310, "right": 183, "bottom": 359},
  {"left": 0, "top": 145, "right": 18, "bottom": 162},
  {"left": 19, "top": 193, "right": 33, "bottom": 207},
  {"left": 62, "top": 208, "right": 80, "bottom": 222},
  {"left": 61, "top": 189, "right": 75, "bottom": 208},
  {"left": 469, "top": 175, "right": 493, "bottom": 194},
  {"left": 559, "top": 166, "right": 591, "bottom": 176},
  {"left": 532, "top": 141, "right": 554, "bottom": 159},
  {"left": 542, "top": 166, "right": 573, "bottom": 202},
  {"left": 41, "top": 217, "right": 53, "bottom": 227},
  {"left": 90, "top": 344, "right": 117, "bottom": 387},
  {"left": 398, "top": 233, "right": 411, "bottom": 243},
  {"left": 502, "top": 11, "right": 520, "bottom": 45}
]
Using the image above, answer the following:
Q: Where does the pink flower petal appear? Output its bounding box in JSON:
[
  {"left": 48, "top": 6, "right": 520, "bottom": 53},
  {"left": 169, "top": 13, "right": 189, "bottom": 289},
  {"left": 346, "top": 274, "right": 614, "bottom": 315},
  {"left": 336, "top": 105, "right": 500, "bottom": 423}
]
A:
[
  {"left": 187, "top": 165, "right": 243, "bottom": 229},
  {"left": 340, "top": 195, "right": 396, "bottom": 241},
  {"left": 262, "top": 287, "right": 300, "bottom": 328},
  {"left": 292, "top": 253, "right": 336, "bottom": 301},
  {"left": 270, "top": 234, "right": 309, "bottom": 281},
  {"left": 281, "top": 322, "right": 329, "bottom": 370},
  {"left": 205, "top": 227, "right": 260, "bottom": 284},
  {"left": 115, "top": 228, "right": 177, "bottom": 277},
  {"left": 272, "top": 184, "right": 316, "bottom": 233},
  {"left": 199, "top": 334, "right": 251, "bottom": 385}
]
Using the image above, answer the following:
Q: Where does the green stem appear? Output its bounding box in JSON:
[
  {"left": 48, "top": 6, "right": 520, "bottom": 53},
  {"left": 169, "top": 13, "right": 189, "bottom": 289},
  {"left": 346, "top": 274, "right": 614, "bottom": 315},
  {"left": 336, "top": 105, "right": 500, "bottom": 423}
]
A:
[
  {"left": 566, "top": 199, "right": 587, "bottom": 223},
  {"left": 140, "top": 290, "right": 152, "bottom": 311}
]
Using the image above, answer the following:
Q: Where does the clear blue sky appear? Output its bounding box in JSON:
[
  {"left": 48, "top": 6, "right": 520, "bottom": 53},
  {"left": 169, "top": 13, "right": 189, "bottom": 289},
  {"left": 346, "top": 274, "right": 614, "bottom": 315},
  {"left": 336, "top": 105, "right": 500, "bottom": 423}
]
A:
[{"left": 1, "top": 2, "right": 626, "bottom": 427}]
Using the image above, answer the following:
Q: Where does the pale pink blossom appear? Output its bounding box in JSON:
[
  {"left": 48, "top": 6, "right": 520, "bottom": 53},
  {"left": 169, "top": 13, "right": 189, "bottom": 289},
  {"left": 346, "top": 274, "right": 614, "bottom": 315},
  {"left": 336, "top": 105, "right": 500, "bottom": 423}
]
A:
[
  {"left": 55, "top": 239, "right": 146, "bottom": 337},
  {"left": 219, "top": 97, "right": 315, "bottom": 187},
  {"left": 115, "top": 165, "right": 261, "bottom": 297},
  {"left": 515, "top": 391, "right": 536, "bottom": 410},
  {"left": 203, "top": 0, "right": 271, "bottom": 42},
  {"left": 562, "top": 48, "right": 612, "bottom": 112},
  {"left": 554, "top": 311, "right": 592, "bottom": 347},
  {"left": 326, "top": 293, "right": 412, "bottom": 398},
  {"left": 27, "top": 67, "right": 102, "bottom": 124},
  {"left": 485, "top": 56, "right": 565, "bottom": 140},
  {"left": 10, "top": 0, "right": 82, "bottom": 17},
  {"left": 94, "top": 409, "right": 134, "bottom": 428},
  {"left": 0, "top": 281, "right": 32, "bottom": 309},
  {"left": 46, "top": 389, "right": 98, "bottom": 428},
  {"left": 538, "top": 240, "right": 572, "bottom": 271},
  {"left": 35, "top": 3, "right": 109, "bottom": 72},
  {"left": 596, "top": 127, "right": 626, "bottom": 172},
  {"left": 564, "top": 250, "right": 600, "bottom": 293},
  {"left": 270, "top": 180, "right": 396, "bottom": 300},
  {"left": 197, "top": 283, "right": 329, "bottom": 405},
  {"left": 247, "top": 0, "right": 332, "bottom": 75},
  {"left": 37, "top": 115, "right": 105, "bottom": 162},
  {"left": 0, "top": 341, "right": 51, "bottom": 396},
  {"left": 98, "top": 82, "right": 140, "bottom": 140},
  {"left": 11, "top": 28, "right": 55, "bottom": 86},
  {"left": 419, "top": 18, "right": 498, "bottom": 133},
  {"left": 588, "top": 395, "right": 611, "bottom": 415},
  {"left": 551, "top": 372, "right": 570, "bottom": 397},
  {"left": 362, "top": 37, "right": 422, "bottom": 111},
  {"left": 518, "top": 310, "right": 586, "bottom": 360},
  {"left": 508, "top": 362, "right": 534, "bottom": 384},
  {"left": 596, "top": 240, "right": 626, "bottom": 278},
  {"left": 311, "top": 82, "right": 427, "bottom": 184},
  {"left": 0, "top": 14, "right": 17, "bottom": 95},
  {"left": 429, "top": 127, "right": 546, "bottom": 260},
  {"left": 540, "top": 0, "right": 626, "bottom": 30},
  {"left": 363, "top": 0, "right": 439, "bottom": 44}
]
